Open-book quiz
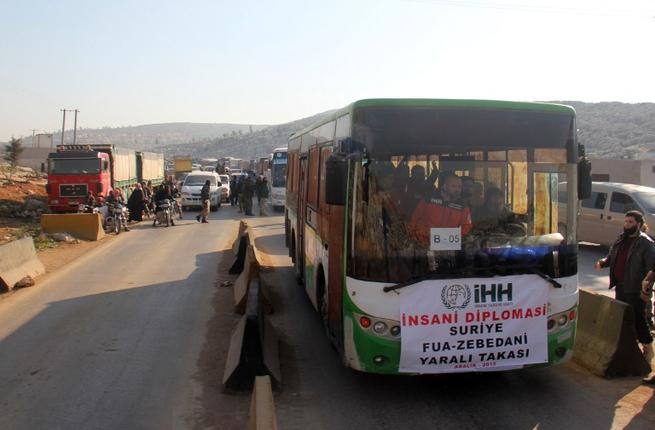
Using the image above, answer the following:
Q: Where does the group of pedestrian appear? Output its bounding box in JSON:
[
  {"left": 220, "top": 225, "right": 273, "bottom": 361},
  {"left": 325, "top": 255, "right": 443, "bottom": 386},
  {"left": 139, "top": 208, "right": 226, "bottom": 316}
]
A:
[
  {"left": 229, "top": 173, "right": 269, "bottom": 216},
  {"left": 595, "top": 210, "right": 655, "bottom": 385}
]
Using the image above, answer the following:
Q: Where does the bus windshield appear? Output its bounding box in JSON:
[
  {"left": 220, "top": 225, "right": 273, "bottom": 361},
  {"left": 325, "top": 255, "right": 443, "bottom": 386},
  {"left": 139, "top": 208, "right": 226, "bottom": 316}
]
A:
[
  {"left": 271, "top": 152, "right": 288, "bottom": 188},
  {"left": 49, "top": 158, "right": 101, "bottom": 174},
  {"left": 350, "top": 107, "right": 577, "bottom": 283}
]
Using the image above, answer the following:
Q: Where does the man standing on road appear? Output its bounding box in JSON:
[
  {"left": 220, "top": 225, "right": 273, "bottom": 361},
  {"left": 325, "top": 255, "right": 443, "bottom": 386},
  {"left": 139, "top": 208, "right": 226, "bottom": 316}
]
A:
[
  {"left": 257, "top": 176, "right": 270, "bottom": 216},
  {"left": 196, "top": 179, "right": 210, "bottom": 223},
  {"left": 595, "top": 210, "right": 655, "bottom": 368},
  {"left": 242, "top": 175, "right": 255, "bottom": 216},
  {"left": 641, "top": 267, "right": 655, "bottom": 385}
]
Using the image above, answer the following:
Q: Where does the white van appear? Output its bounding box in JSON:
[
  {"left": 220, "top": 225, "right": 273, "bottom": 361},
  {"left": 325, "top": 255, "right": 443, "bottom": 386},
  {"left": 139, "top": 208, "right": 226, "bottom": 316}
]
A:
[
  {"left": 559, "top": 182, "right": 655, "bottom": 246},
  {"left": 180, "top": 171, "right": 222, "bottom": 211}
]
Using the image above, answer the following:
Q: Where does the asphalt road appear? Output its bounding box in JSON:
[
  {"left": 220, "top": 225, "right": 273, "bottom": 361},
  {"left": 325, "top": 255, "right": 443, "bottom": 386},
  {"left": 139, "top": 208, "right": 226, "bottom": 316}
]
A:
[
  {"left": 0, "top": 207, "right": 239, "bottom": 430},
  {"left": 1, "top": 207, "right": 652, "bottom": 430},
  {"left": 246, "top": 218, "right": 655, "bottom": 430}
]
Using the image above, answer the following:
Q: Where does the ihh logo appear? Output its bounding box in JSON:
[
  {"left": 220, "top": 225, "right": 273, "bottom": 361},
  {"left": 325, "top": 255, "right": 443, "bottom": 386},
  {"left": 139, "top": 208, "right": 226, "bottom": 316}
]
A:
[
  {"left": 474, "top": 283, "right": 513, "bottom": 304},
  {"left": 440, "top": 284, "right": 471, "bottom": 309}
]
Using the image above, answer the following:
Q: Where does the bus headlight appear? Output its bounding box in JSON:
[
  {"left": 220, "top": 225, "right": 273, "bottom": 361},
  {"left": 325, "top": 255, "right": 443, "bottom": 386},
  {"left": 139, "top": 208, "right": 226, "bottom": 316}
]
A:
[
  {"left": 373, "top": 321, "right": 387, "bottom": 334},
  {"left": 557, "top": 315, "right": 568, "bottom": 326}
]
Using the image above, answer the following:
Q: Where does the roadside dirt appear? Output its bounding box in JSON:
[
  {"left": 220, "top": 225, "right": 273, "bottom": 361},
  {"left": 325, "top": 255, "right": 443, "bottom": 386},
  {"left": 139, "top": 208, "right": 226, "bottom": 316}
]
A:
[
  {"left": 37, "top": 235, "right": 115, "bottom": 274},
  {"left": 0, "top": 178, "right": 46, "bottom": 203}
]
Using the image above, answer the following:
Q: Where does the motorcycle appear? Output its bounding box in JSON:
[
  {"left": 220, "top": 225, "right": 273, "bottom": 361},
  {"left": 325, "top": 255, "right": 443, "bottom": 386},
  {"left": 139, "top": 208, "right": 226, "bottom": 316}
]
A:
[
  {"left": 77, "top": 203, "right": 99, "bottom": 214},
  {"left": 105, "top": 202, "right": 129, "bottom": 234},
  {"left": 153, "top": 199, "right": 174, "bottom": 227}
]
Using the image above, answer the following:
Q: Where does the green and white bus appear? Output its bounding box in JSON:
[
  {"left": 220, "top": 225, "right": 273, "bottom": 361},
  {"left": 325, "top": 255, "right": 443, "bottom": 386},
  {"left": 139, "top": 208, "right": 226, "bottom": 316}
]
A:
[{"left": 285, "top": 99, "right": 591, "bottom": 374}]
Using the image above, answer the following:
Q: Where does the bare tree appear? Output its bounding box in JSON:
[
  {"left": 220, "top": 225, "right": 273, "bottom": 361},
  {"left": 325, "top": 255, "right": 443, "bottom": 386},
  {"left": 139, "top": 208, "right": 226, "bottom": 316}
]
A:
[{"left": 2, "top": 137, "right": 25, "bottom": 181}]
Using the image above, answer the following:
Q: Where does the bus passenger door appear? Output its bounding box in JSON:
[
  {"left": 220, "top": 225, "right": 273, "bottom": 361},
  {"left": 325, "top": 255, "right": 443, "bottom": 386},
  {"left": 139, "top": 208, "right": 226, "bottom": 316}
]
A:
[
  {"left": 528, "top": 165, "right": 562, "bottom": 236},
  {"left": 296, "top": 156, "right": 308, "bottom": 281}
]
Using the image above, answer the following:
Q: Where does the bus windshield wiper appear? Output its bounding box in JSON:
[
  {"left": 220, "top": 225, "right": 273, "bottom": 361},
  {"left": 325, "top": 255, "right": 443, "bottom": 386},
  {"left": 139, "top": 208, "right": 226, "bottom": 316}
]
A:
[
  {"left": 382, "top": 264, "right": 561, "bottom": 293},
  {"left": 495, "top": 264, "right": 563, "bottom": 288},
  {"left": 382, "top": 268, "right": 484, "bottom": 293}
]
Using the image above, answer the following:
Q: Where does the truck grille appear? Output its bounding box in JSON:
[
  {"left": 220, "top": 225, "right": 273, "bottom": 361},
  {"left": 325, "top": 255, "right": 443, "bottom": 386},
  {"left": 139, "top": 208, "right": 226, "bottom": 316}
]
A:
[{"left": 59, "top": 184, "right": 88, "bottom": 197}]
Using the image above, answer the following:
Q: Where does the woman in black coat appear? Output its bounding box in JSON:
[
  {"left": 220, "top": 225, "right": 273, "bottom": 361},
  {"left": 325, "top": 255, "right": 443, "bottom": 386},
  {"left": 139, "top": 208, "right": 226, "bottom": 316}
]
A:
[{"left": 127, "top": 183, "right": 145, "bottom": 221}]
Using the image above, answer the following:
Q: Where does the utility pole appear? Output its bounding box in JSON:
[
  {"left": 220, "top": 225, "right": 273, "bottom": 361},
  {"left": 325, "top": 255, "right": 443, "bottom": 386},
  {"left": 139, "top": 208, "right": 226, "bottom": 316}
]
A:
[
  {"left": 73, "top": 109, "right": 79, "bottom": 145},
  {"left": 60, "top": 109, "right": 68, "bottom": 146},
  {"left": 31, "top": 129, "right": 37, "bottom": 147}
]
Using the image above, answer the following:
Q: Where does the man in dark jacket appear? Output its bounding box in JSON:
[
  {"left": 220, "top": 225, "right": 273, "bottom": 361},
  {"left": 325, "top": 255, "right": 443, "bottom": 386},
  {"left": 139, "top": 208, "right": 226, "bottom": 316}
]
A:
[
  {"left": 596, "top": 210, "right": 654, "bottom": 366},
  {"left": 242, "top": 176, "right": 255, "bottom": 216}
]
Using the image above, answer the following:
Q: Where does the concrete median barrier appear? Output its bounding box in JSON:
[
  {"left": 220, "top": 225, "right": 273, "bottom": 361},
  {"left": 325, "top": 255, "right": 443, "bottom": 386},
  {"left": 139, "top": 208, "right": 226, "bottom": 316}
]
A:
[
  {"left": 573, "top": 288, "right": 651, "bottom": 377},
  {"left": 223, "top": 279, "right": 281, "bottom": 391},
  {"left": 232, "top": 220, "right": 247, "bottom": 255},
  {"left": 234, "top": 244, "right": 259, "bottom": 313},
  {"left": 229, "top": 227, "right": 250, "bottom": 275},
  {"left": 41, "top": 213, "right": 105, "bottom": 241},
  {"left": 0, "top": 237, "right": 45, "bottom": 292},
  {"left": 247, "top": 376, "right": 278, "bottom": 430}
]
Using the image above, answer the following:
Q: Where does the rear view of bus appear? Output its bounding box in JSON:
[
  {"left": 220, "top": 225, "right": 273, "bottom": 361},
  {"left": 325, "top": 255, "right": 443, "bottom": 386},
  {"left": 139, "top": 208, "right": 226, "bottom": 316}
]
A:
[{"left": 286, "top": 99, "right": 588, "bottom": 375}]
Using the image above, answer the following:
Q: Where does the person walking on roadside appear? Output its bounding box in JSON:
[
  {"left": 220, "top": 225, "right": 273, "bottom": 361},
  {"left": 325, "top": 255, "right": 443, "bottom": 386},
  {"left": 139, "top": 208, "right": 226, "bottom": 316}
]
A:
[
  {"left": 242, "top": 175, "right": 255, "bottom": 216},
  {"left": 229, "top": 176, "right": 237, "bottom": 206},
  {"left": 595, "top": 210, "right": 655, "bottom": 370},
  {"left": 237, "top": 176, "right": 245, "bottom": 213},
  {"left": 196, "top": 179, "right": 211, "bottom": 223},
  {"left": 257, "top": 176, "right": 270, "bottom": 216},
  {"left": 127, "top": 183, "right": 145, "bottom": 222},
  {"left": 640, "top": 267, "right": 655, "bottom": 385}
]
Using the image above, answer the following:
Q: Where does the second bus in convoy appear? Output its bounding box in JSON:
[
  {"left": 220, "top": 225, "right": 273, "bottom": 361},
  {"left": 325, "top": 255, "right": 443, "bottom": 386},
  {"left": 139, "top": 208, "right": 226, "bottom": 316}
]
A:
[
  {"left": 285, "top": 98, "right": 592, "bottom": 375},
  {"left": 270, "top": 147, "right": 288, "bottom": 210}
]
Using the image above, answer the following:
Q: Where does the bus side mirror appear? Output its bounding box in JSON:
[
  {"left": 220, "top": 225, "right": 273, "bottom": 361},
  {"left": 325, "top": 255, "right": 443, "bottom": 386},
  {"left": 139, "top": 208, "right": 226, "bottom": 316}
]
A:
[
  {"left": 578, "top": 158, "right": 592, "bottom": 200},
  {"left": 325, "top": 154, "right": 347, "bottom": 206}
]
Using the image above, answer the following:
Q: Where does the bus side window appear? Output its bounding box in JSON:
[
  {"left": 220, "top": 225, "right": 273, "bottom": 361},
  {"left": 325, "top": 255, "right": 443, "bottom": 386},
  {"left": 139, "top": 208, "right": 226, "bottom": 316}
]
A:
[{"left": 308, "top": 147, "right": 320, "bottom": 207}]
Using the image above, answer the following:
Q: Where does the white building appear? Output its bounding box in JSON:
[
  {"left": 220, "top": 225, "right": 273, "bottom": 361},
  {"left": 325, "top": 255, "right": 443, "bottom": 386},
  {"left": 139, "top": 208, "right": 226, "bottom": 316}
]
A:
[{"left": 590, "top": 158, "right": 655, "bottom": 188}]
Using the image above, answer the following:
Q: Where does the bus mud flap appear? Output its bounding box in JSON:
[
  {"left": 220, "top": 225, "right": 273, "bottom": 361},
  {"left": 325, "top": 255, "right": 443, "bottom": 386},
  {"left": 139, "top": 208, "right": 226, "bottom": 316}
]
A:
[
  {"left": 0, "top": 237, "right": 45, "bottom": 292},
  {"left": 223, "top": 279, "right": 281, "bottom": 391},
  {"left": 573, "top": 288, "right": 651, "bottom": 377}
]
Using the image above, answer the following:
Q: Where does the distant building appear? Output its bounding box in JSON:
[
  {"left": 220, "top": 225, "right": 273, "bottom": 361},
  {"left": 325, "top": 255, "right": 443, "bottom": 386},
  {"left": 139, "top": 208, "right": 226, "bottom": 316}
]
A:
[
  {"left": 590, "top": 158, "right": 655, "bottom": 188},
  {"left": 17, "top": 148, "right": 53, "bottom": 173}
]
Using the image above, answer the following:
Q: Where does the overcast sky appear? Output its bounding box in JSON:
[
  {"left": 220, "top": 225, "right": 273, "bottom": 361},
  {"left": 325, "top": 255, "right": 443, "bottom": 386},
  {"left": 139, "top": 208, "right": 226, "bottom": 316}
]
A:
[{"left": 1, "top": 0, "right": 654, "bottom": 141}]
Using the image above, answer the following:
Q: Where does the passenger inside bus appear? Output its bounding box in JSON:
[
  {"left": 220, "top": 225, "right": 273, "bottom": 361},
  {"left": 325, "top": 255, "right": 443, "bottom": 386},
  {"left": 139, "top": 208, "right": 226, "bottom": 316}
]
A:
[
  {"left": 472, "top": 186, "right": 526, "bottom": 236},
  {"left": 408, "top": 172, "right": 473, "bottom": 245}
]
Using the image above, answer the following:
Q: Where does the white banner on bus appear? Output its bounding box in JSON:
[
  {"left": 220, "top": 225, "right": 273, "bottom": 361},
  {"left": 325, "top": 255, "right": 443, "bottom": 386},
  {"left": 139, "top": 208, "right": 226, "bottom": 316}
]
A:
[{"left": 399, "top": 274, "right": 549, "bottom": 373}]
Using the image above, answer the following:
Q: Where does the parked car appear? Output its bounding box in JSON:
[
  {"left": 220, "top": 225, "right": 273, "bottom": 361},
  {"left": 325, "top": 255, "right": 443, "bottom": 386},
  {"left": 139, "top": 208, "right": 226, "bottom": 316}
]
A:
[
  {"left": 180, "top": 171, "right": 222, "bottom": 211},
  {"left": 558, "top": 182, "right": 655, "bottom": 246}
]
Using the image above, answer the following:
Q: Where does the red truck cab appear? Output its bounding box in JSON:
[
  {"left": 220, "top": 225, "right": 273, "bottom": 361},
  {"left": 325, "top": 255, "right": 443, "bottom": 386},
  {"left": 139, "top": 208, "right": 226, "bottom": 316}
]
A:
[{"left": 46, "top": 146, "right": 112, "bottom": 213}]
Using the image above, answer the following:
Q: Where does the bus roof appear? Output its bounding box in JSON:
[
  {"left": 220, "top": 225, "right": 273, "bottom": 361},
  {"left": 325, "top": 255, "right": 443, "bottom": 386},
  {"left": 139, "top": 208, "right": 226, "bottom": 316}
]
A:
[
  {"left": 272, "top": 147, "right": 288, "bottom": 153},
  {"left": 289, "top": 98, "right": 576, "bottom": 140}
]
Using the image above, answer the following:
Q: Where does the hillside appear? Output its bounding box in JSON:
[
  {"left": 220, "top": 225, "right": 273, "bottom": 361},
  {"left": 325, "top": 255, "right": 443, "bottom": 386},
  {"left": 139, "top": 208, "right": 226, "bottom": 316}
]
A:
[
  {"left": 159, "top": 101, "right": 655, "bottom": 160},
  {"left": 6, "top": 101, "right": 655, "bottom": 160},
  {"left": 21, "top": 122, "right": 269, "bottom": 152},
  {"left": 159, "top": 110, "right": 336, "bottom": 159},
  {"left": 555, "top": 101, "right": 655, "bottom": 159}
]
